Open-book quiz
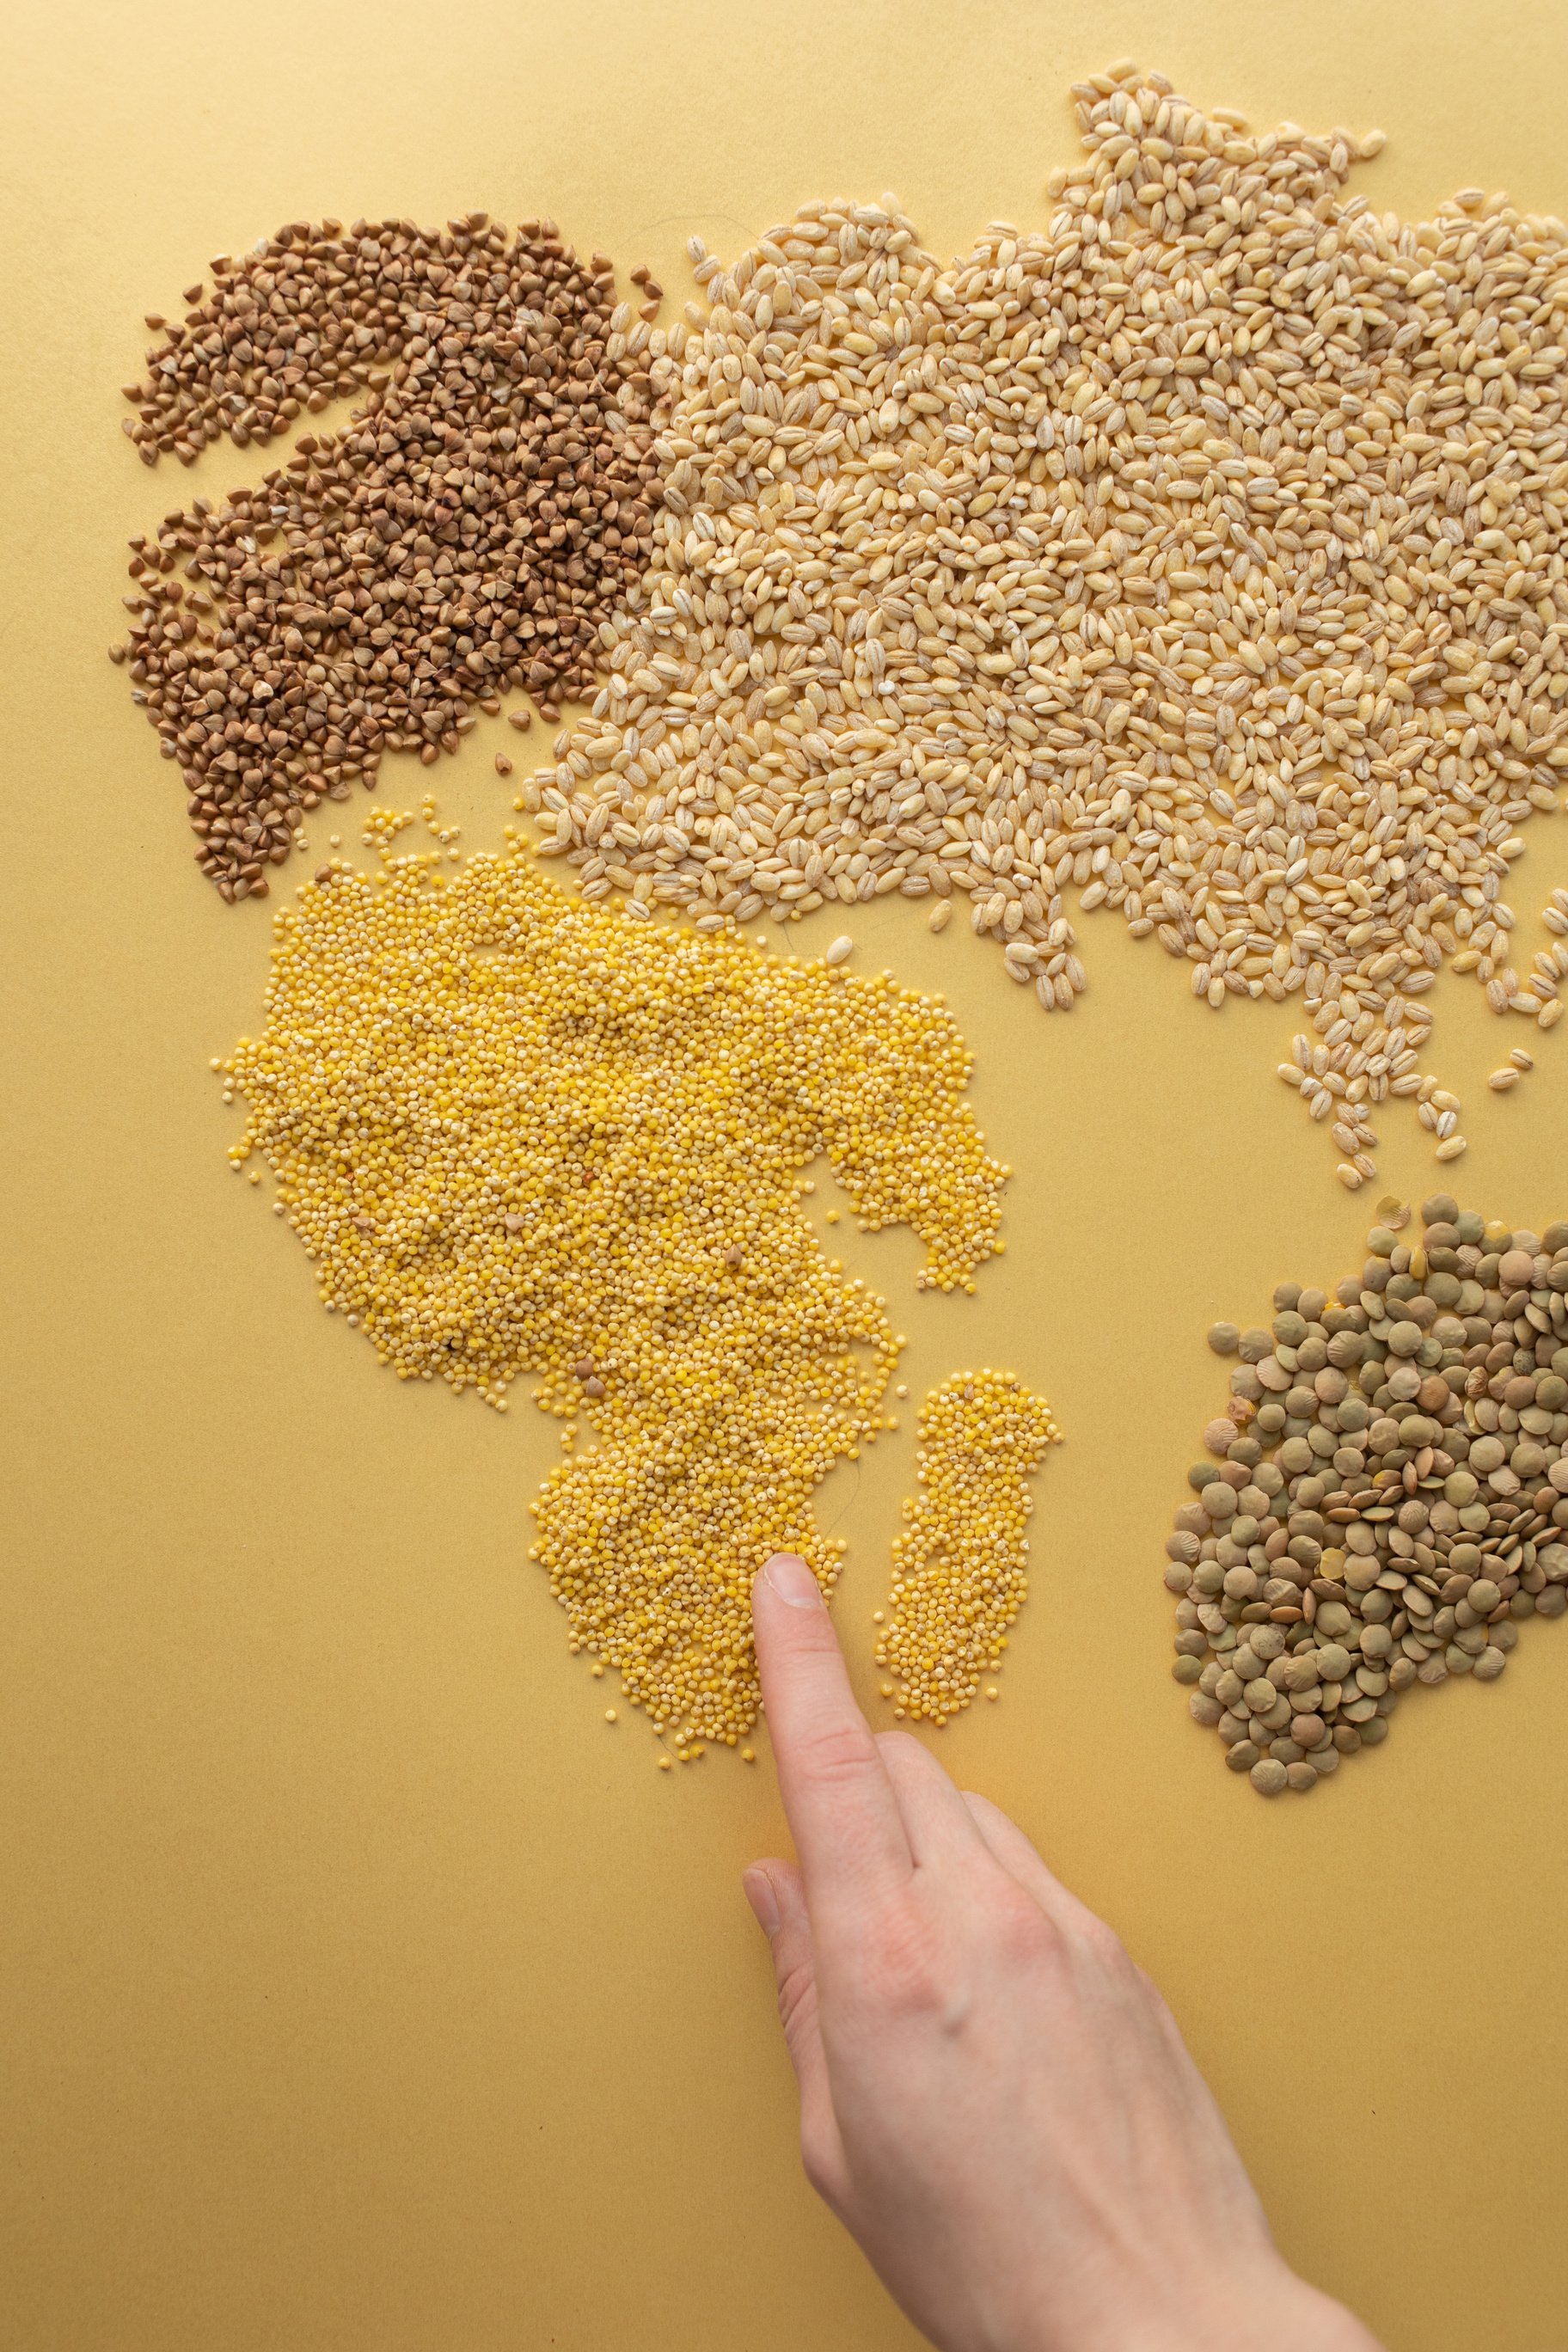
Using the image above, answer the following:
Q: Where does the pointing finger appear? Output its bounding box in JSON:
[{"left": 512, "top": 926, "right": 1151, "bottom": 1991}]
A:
[{"left": 752, "top": 1554, "right": 910, "bottom": 1922}]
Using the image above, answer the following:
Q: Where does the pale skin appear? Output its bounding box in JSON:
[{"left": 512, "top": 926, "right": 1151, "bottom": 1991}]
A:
[{"left": 743, "top": 1552, "right": 1384, "bottom": 2352}]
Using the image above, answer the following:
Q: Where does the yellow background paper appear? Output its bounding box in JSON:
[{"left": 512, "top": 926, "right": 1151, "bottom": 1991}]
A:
[{"left": 3, "top": 3, "right": 1566, "bottom": 2345}]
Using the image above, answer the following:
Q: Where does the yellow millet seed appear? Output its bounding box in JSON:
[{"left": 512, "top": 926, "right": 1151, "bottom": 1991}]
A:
[
  {"left": 876, "top": 1369, "right": 1061, "bottom": 1725},
  {"left": 225, "top": 825, "right": 1008, "bottom": 1754}
]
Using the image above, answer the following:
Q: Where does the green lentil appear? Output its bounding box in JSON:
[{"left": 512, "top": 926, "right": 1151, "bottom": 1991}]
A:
[{"left": 1175, "top": 1202, "right": 1568, "bottom": 1792}]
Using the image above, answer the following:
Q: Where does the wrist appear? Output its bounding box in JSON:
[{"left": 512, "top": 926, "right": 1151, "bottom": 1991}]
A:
[
  {"left": 1204, "top": 2266, "right": 1380, "bottom": 2352},
  {"left": 1240, "top": 2273, "right": 1381, "bottom": 2352},
  {"left": 1141, "top": 2269, "right": 1378, "bottom": 2352},
  {"left": 1010, "top": 2251, "right": 1379, "bottom": 2352}
]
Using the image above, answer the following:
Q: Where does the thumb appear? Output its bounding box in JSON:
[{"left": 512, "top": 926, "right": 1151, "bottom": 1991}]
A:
[
  {"left": 743, "top": 1859, "right": 822, "bottom": 2082},
  {"left": 742, "top": 1860, "right": 847, "bottom": 2207}
]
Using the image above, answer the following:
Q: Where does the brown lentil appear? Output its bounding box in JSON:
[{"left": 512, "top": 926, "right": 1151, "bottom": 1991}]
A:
[
  {"left": 113, "top": 217, "right": 663, "bottom": 898},
  {"left": 1168, "top": 1195, "right": 1568, "bottom": 1791}
]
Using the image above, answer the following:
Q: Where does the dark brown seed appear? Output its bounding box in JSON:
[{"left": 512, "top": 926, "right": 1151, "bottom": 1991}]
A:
[{"left": 119, "top": 217, "right": 663, "bottom": 897}]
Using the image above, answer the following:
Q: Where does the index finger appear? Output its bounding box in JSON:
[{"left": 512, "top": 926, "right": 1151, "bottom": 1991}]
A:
[{"left": 752, "top": 1553, "right": 910, "bottom": 1917}]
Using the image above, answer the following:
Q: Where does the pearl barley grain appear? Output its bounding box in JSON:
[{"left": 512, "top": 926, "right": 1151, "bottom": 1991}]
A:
[{"left": 533, "top": 65, "right": 1568, "bottom": 1184}]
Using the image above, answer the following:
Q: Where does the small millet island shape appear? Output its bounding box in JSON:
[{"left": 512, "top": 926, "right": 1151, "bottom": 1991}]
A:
[{"left": 876, "top": 1369, "right": 1061, "bottom": 1726}]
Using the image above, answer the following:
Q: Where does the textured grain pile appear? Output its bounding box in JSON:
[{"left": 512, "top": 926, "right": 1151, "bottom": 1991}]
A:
[
  {"left": 1170, "top": 1196, "right": 1568, "bottom": 1793},
  {"left": 219, "top": 827, "right": 1008, "bottom": 1754},
  {"left": 115, "top": 217, "right": 662, "bottom": 896},
  {"left": 875, "top": 1369, "right": 1060, "bottom": 1725},
  {"left": 522, "top": 63, "right": 1568, "bottom": 1182}
]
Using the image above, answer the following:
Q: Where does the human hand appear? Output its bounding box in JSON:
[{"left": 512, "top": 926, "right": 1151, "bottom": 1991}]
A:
[{"left": 743, "top": 1552, "right": 1382, "bottom": 2352}]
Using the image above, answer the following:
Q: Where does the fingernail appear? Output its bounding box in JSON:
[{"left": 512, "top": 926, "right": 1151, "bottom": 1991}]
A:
[
  {"left": 742, "top": 1867, "right": 781, "bottom": 1939},
  {"left": 761, "top": 1552, "right": 824, "bottom": 1609}
]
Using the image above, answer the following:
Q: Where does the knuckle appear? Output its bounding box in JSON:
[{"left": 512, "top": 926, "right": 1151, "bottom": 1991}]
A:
[
  {"left": 800, "top": 2125, "right": 840, "bottom": 2205},
  {"left": 775, "top": 1951, "right": 816, "bottom": 2040},
  {"left": 1134, "top": 1964, "right": 1182, "bottom": 2043},
  {"left": 803, "top": 1718, "right": 882, "bottom": 1792},
  {"left": 993, "top": 1885, "right": 1062, "bottom": 1969},
  {"left": 1076, "top": 1913, "right": 1133, "bottom": 1977},
  {"left": 863, "top": 1909, "right": 947, "bottom": 2018}
]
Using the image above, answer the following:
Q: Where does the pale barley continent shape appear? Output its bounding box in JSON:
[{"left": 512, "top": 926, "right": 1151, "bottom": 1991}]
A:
[{"left": 522, "top": 63, "right": 1568, "bottom": 1186}]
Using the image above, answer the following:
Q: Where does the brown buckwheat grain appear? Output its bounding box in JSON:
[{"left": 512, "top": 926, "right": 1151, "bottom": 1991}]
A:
[{"left": 114, "top": 216, "right": 662, "bottom": 898}]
